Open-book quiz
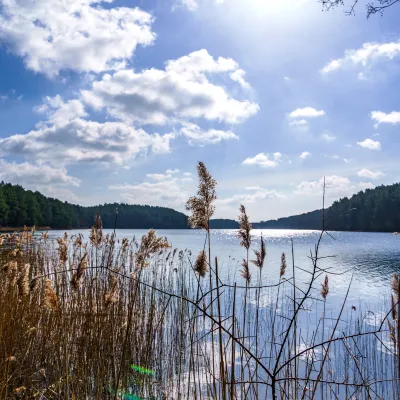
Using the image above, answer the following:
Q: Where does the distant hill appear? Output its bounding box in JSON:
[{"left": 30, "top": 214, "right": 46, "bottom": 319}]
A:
[
  {"left": 255, "top": 209, "right": 323, "bottom": 230},
  {"left": 0, "top": 182, "right": 189, "bottom": 230},
  {"left": 2, "top": 181, "right": 400, "bottom": 232},
  {"left": 257, "top": 183, "right": 400, "bottom": 232},
  {"left": 209, "top": 219, "right": 239, "bottom": 229}
]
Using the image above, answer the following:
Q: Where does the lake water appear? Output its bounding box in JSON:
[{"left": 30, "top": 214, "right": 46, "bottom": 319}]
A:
[{"left": 47, "top": 228, "right": 400, "bottom": 307}]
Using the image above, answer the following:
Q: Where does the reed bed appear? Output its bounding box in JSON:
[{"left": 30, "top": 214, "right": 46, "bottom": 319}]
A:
[{"left": 0, "top": 163, "right": 399, "bottom": 399}]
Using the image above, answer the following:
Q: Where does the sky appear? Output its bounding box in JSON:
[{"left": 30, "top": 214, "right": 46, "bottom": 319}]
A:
[{"left": 1, "top": 0, "right": 400, "bottom": 221}]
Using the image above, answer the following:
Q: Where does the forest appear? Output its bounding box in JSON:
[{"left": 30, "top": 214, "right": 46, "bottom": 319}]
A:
[
  {"left": 0, "top": 182, "right": 188, "bottom": 229},
  {"left": 2, "top": 181, "right": 400, "bottom": 232},
  {"left": 258, "top": 182, "right": 400, "bottom": 232}
]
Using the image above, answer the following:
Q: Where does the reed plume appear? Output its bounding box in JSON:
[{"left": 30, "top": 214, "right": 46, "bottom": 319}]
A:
[
  {"left": 41, "top": 231, "right": 49, "bottom": 240},
  {"left": 3, "top": 261, "right": 18, "bottom": 285},
  {"left": 135, "top": 229, "right": 170, "bottom": 270},
  {"left": 194, "top": 250, "right": 208, "bottom": 278},
  {"left": 71, "top": 252, "right": 88, "bottom": 290},
  {"left": 89, "top": 213, "right": 103, "bottom": 246},
  {"left": 240, "top": 258, "right": 251, "bottom": 284},
  {"left": 43, "top": 278, "right": 58, "bottom": 310},
  {"left": 73, "top": 233, "right": 83, "bottom": 248},
  {"left": 17, "top": 263, "right": 30, "bottom": 297},
  {"left": 121, "top": 237, "right": 129, "bottom": 254},
  {"left": 185, "top": 162, "right": 217, "bottom": 230},
  {"left": 104, "top": 274, "right": 118, "bottom": 307},
  {"left": 238, "top": 204, "right": 252, "bottom": 250},
  {"left": 280, "top": 252, "right": 287, "bottom": 277},
  {"left": 321, "top": 275, "right": 329, "bottom": 300},
  {"left": 13, "top": 386, "right": 26, "bottom": 396},
  {"left": 56, "top": 237, "right": 68, "bottom": 265},
  {"left": 252, "top": 234, "right": 266, "bottom": 270}
]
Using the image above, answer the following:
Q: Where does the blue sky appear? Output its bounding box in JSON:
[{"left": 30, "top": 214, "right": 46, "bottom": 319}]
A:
[{"left": 1, "top": 0, "right": 400, "bottom": 221}]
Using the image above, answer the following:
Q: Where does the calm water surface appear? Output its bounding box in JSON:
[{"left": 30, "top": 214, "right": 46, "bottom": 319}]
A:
[{"left": 47, "top": 228, "right": 400, "bottom": 310}]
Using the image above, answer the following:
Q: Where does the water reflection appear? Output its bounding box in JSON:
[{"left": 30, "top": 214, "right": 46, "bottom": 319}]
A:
[{"left": 45, "top": 228, "right": 400, "bottom": 303}]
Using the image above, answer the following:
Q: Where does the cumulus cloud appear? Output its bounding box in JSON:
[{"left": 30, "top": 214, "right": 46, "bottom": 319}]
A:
[
  {"left": 0, "top": 159, "right": 80, "bottom": 187},
  {"left": 295, "top": 175, "right": 374, "bottom": 196},
  {"left": 288, "top": 107, "right": 325, "bottom": 119},
  {"left": 81, "top": 49, "right": 259, "bottom": 125},
  {"left": 179, "top": 122, "right": 238, "bottom": 146},
  {"left": 0, "top": 0, "right": 155, "bottom": 77},
  {"left": 109, "top": 170, "right": 192, "bottom": 210},
  {"left": 321, "top": 42, "right": 400, "bottom": 74},
  {"left": 300, "top": 151, "right": 311, "bottom": 159},
  {"left": 0, "top": 96, "right": 174, "bottom": 166},
  {"left": 242, "top": 152, "right": 283, "bottom": 168},
  {"left": 230, "top": 69, "right": 251, "bottom": 89},
  {"left": 357, "top": 168, "right": 384, "bottom": 179},
  {"left": 357, "top": 138, "right": 381, "bottom": 150},
  {"left": 218, "top": 186, "right": 284, "bottom": 205},
  {"left": 146, "top": 169, "right": 192, "bottom": 182},
  {"left": 371, "top": 111, "right": 400, "bottom": 126}
]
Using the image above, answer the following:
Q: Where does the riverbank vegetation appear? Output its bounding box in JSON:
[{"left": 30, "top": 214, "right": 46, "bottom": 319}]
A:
[
  {"left": 0, "top": 182, "right": 188, "bottom": 230},
  {"left": 1, "top": 164, "right": 399, "bottom": 399}
]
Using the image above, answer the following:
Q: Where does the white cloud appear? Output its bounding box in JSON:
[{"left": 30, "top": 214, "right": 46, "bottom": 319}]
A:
[
  {"left": 0, "top": 96, "right": 174, "bottom": 166},
  {"left": 357, "top": 138, "right": 381, "bottom": 150},
  {"left": 179, "top": 122, "right": 238, "bottom": 145},
  {"left": 0, "top": 0, "right": 155, "bottom": 77},
  {"left": 300, "top": 151, "right": 311, "bottom": 159},
  {"left": 295, "top": 175, "right": 374, "bottom": 196},
  {"left": 174, "top": 0, "right": 226, "bottom": 11},
  {"left": 176, "top": 0, "right": 200, "bottom": 10},
  {"left": 290, "top": 119, "right": 308, "bottom": 126},
  {"left": 357, "top": 168, "right": 384, "bottom": 179},
  {"left": 218, "top": 186, "right": 284, "bottom": 205},
  {"left": 242, "top": 152, "right": 283, "bottom": 168},
  {"left": 81, "top": 49, "right": 258, "bottom": 125},
  {"left": 321, "top": 42, "right": 400, "bottom": 74},
  {"left": 284, "top": 76, "right": 291, "bottom": 82},
  {"left": 146, "top": 169, "right": 192, "bottom": 182},
  {"left": 0, "top": 159, "right": 80, "bottom": 187},
  {"left": 289, "top": 119, "right": 309, "bottom": 132},
  {"left": 165, "top": 168, "right": 180, "bottom": 175},
  {"left": 288, "top": 107, "right": 325, "bottom": 119},
  {"left": 321, "top": 133, "right": 336, "bottom": 142},
  {"left": 230, "top": 69, "right": 251, "bottom": 89},
  {"left": 109, "top": 170, "right": 192, "bottom": 210},
  {"left": 371, "top": 111, "right": 400, "bottom": 126}
]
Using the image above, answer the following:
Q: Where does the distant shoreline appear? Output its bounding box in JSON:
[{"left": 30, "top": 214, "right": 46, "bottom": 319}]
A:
[{"left": 0, "top": 226, "right": 53, "bottom": 232}]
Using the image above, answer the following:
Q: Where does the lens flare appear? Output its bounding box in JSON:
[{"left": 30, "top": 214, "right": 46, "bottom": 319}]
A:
[{"left": 130, "top": 364, "right": 155, "bottom": 376}]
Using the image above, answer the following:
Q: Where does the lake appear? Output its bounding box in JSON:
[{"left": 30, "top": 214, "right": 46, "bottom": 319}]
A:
[{"left": 46, "top": 228, "right": 399, "bottom": 306}]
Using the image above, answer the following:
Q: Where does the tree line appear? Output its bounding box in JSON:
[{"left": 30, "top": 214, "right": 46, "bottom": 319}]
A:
[
  {"left": 258, "top": 182, "right": 400, "bottom": 232},
  {"left": 0, "top": 182, "right": 188, "bottom": 229},
  {"left": 2, "top": 180, "right": 400, "bottom": 232}
]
